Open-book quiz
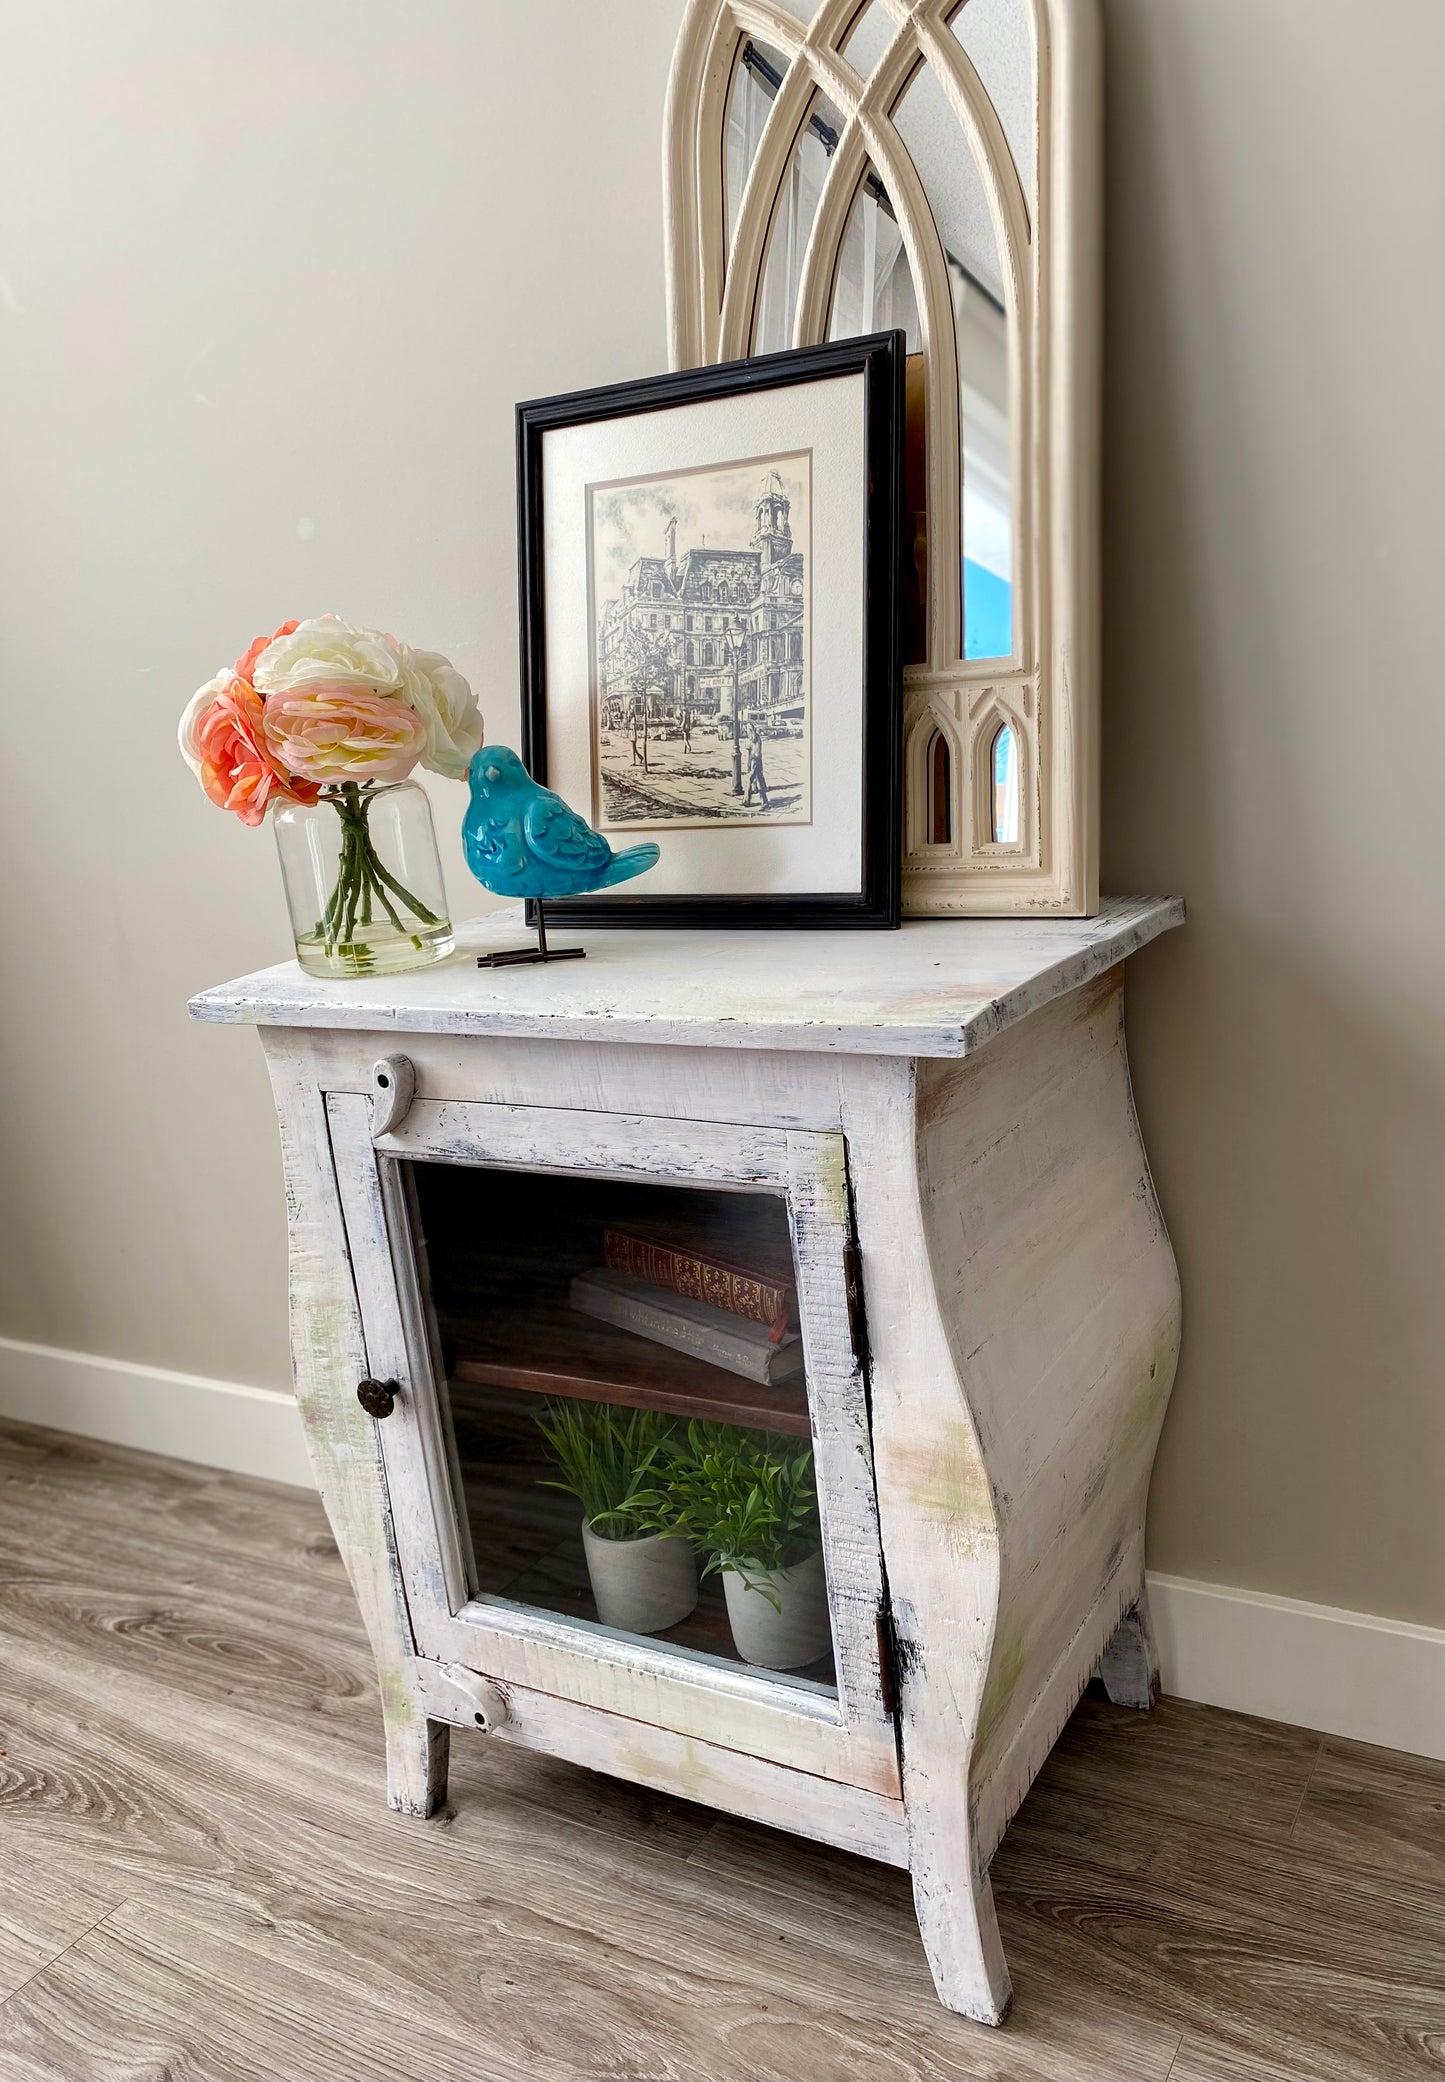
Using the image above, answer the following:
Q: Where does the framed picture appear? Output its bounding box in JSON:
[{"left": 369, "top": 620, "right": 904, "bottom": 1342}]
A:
[{"left": 517, "top": 333, "right": 904, "bottom": 928}]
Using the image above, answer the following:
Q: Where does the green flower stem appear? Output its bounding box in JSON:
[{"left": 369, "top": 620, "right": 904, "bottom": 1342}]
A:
[{"left": 316, "top": 784, "right": 440, "bottom": 958}]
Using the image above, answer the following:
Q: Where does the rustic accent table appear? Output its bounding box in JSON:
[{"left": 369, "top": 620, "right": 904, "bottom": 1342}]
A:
[{"left": 191, "top": 897, "right": 1183, "bottom": 2024}]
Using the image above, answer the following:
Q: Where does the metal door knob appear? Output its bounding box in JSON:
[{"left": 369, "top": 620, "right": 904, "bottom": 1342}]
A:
[{"left": 357, "top": 1377, "right": 400, "bottom": 1419}]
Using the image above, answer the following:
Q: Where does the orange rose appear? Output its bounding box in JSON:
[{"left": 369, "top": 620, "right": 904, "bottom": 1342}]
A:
[{"left": 194, "top": 677, "right": 319, "bottom": 826}]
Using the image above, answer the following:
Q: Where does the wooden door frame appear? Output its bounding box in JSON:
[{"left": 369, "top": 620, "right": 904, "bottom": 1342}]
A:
[{"left": 326, "top": 1093, "right": 901, "bottom": 1798}]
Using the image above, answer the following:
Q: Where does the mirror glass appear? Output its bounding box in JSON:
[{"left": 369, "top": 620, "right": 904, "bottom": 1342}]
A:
[
  {"left": 829, "top": 170, "right": 926, "bottom": 662},
  {"left": 952, "top": 0, "right": 1035, "bottom": 215},
  {"left": 892, "top": 62, "right": 1014, "bottom": 659},
  {"left": 725, "top": 38, "right": 790, "bottom": 262},
  {"left": 928, "top": 728, "right": 952, "bottom": 844},
  {"left": 841, "top": 3, "right": 894, "bottom": 75},
  {"left": 755, "top": 91, "right": 848, "bottom": 353},
  {"left": 991, "top": 720, "right": 1020, "bottom": 842},
  {"left": 828, "top": 165, "right": 922, "bottom": 349}
]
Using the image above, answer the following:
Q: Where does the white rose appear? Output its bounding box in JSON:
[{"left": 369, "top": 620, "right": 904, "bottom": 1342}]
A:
[
  {"left": 385, "top": 638, "right": 484, "bottom": 780},
  {"left": 252, "top": 614, "right": 401, "bottom": 695},
  {"left": 178, "top": 668, "right": 231, "bottom": 778}
]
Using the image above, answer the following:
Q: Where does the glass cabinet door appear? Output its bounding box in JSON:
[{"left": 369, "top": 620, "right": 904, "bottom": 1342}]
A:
[{"left": 327, "top": 1096, "right": 900, "bottom": 1798}]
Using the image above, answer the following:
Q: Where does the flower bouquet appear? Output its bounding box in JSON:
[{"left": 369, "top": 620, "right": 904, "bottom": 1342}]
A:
[{"left": 180, "top": 616, "right": 483, "bottom": 977}]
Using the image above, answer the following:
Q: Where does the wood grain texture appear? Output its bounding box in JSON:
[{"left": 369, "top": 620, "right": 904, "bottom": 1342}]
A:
[
  {"left": 1292, "top": 1736, "right": 1445, "bottom": 1889},
  {"left": 449, "top": 1308, "right": 813, "bottom": 1435},
  {"left": 6, "top": 1419, "right": 1445, "bottom": 2080},
  {"left": 0, "top": 1842, "right": 120, "bottom": 2008}
]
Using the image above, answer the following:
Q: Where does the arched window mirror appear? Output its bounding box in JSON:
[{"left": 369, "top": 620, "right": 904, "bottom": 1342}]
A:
[{"left": 665, "top": 0, "right": 1100, "bottom": 913}]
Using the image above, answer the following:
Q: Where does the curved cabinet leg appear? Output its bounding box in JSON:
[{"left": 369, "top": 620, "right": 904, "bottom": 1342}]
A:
[
  {"left": 910, "top": 1841, "right": 1013, "bottom": 2025},
  {"left": 1097, "top": 1587, "right": 1161, "bottom": 1711},
  {"left": 385, "top": 1695, "right": 450, "bottom": 1817}
]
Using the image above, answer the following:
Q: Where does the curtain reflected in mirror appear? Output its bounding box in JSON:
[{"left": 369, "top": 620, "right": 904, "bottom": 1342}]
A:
[
  {"left": 725, "top": 39, "right": 790, "bottom": 264},
  {"left": 755, "top": 91, "right": 847, "bottom": 353},
  {"left": 828, "top": 166, "right": 923, "bottom": 349}
]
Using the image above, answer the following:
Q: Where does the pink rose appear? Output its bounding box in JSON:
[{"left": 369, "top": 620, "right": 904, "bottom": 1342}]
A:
[
  {"left": 193, "top": 678, "right": 319, "bottom": 826},
  {"left": 260, "top": 685, "right": 428, "bottom": 786}
]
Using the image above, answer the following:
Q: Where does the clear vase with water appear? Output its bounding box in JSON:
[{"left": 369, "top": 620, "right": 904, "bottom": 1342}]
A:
[{"left": 273, "top": 780, "right": 454, "bottom": 979}]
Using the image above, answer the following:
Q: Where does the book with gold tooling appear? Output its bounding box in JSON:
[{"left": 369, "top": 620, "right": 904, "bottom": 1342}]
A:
[{"left": 602, "top": 1215, "right": 797, "bottom": 1345}]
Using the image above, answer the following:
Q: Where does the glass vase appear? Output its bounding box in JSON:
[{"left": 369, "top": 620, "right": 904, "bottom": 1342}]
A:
[{"left": 273, "top": 780, "right": 454, "bottom": 979}]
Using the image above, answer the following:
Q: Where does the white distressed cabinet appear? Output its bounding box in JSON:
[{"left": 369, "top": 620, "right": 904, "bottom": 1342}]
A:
[{"left": 191, "top": 896, "right": 1182, "bottom": 2025}]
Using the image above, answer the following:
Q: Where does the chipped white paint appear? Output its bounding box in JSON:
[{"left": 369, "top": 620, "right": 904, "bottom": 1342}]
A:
[
  {"left": 1098, "top": 1586, "right": 1161, "bottom": 1711},
  {"left": 664, "top": 0, "right": 1102, "bottom": 914},
  {"left": 434, "top": 1662, "right": 510, "bottom": 1733},
  {"left": 226, "top": 907, "right": 1182, "bottom": 2025},
  {"left": 409, "top": 1656, "right": 910, "bottom": 1866},
  {"left": 190, "top": 898, "right": 1180, "bottom": 1056},
  {"left": 369, "top": 1054, "right": 416, "bottom": 1137}
]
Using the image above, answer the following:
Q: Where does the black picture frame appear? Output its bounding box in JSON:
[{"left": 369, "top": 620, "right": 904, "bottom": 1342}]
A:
[{"left": 516, "top": 333, "right": 904, "bottom": 930}]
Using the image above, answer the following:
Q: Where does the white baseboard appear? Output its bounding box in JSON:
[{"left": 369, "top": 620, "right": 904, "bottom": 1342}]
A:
[
  {"left": 1146, "top": 1570, "right": 1445, "bottom": 1763},
  {"left": 0, "top": 1334, "right": 314, "bottom": 1490},
  {"left": 3, "top": 1336, "right": 1441, "bottom": 1761}
]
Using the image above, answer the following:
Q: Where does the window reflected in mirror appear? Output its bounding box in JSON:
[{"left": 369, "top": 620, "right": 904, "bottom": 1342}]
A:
[
  {"left": 891, "top": 62, "right": 1014, "bottom": 661},
  {"left": 991, "top": 720, "right": 1020, "bottom": 843}
]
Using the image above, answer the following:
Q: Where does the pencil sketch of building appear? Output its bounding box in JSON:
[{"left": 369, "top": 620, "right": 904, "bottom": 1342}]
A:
[{"left": 588, "top": 455, "right": 811, "bottom": 829}]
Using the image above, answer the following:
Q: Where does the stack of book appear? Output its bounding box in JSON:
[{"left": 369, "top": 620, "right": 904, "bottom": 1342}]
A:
[{"left": 569, "top": 1215, "right": 804, "bottom": 1387}]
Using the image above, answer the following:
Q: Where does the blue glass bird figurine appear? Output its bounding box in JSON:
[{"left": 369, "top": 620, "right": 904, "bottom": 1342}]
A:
[{"left": 463, "top": 745, "right": 659, "bottom": 967}]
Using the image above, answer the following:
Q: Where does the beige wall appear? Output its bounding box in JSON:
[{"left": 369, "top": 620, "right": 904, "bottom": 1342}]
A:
[
  {"left": 1100, "top": 0, "right": 1445, "bottom": 1625},
  {"left": 0, "top": 3, "right": 1440, "bottom": 1626}
]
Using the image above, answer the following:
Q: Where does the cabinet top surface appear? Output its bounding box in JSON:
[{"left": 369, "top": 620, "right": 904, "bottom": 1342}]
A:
[{"left": 189, "top": 897, "right": 1183, "bottom": 1059}]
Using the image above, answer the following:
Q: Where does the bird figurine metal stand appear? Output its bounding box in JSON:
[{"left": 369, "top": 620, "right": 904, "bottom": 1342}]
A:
[{"left": 462, "top": 746, "right": 660, "bottom": 968}]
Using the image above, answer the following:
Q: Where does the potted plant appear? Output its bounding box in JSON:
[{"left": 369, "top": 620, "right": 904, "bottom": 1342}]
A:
[
  {"left": 535, "top": 1400, "right": 697, "bottom": 1635},
  {"left": 657, "top": 1425, "right": 831, "bottom": 1670}
]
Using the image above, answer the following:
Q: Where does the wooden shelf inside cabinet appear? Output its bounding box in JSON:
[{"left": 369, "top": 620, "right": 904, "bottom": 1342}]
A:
[{"left": 444, "top": 1304, "right": 811, "bottom": 1438}]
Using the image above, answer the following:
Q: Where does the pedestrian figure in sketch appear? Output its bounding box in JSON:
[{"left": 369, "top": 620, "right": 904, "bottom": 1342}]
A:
[
  {"left": 682, "top": 711, "right": 693, "bottom": 752},
  {"left": 630, "top": 713, "right": 643, "bottom": 768},
  {"left": 744, "top": 722, "right": 769, "bottom": 809}
]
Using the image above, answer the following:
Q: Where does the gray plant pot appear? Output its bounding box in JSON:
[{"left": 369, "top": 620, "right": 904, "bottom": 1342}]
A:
[
  {"left": 580, "top": 1518, "right": 698, "bottom": 1634},
  {"left": 722, "top": 1549, "right": 832, "bottom": 1669}
]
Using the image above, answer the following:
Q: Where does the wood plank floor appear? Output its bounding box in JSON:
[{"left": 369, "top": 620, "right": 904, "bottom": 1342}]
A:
[{"left": 2, "top": 1417, "right": 1443, "bottom": 2080}]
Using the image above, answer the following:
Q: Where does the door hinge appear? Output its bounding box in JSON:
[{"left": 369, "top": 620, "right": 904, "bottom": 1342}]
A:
[
  {"left": 875, "top": 1605, "right": 899, "bottom": 1720},
  {"left": 843, "top": 1238, "right": 870, "bottom": 1375}
]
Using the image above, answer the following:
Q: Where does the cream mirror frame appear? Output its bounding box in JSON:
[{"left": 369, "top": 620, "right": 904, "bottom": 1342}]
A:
[{"left": 664, "top": 0, "right": 1101, "bottom": 914}]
